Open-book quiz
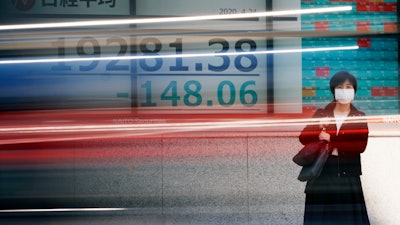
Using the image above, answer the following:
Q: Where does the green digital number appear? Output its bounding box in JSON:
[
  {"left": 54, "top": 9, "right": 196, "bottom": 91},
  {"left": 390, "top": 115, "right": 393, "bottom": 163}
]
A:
[
  {"left": 140, "top": 80, "right": 258, "bottom": 107},
  {"left": 184, "top": 80, "right": 202, "bottom": 106},
  {"left": 161, "top": 81, "right": 181, "bottom": 106},
  {"left": 218, "top": 80, "right": 236, "bottom": 106},
  {"left": 240, "top": 80, "right": 258, "bottom": 106}
]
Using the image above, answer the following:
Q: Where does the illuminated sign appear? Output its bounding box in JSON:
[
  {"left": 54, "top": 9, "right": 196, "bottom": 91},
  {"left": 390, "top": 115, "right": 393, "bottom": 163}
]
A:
[
  {"left": 0, "top": 0, "right": 270, "bottom": 114},
  {"left": 134, "top": 36, "right": 267, "bottom": 114},
  {"left": 134, "top": 0, "right": 268, "bottom": 114}
]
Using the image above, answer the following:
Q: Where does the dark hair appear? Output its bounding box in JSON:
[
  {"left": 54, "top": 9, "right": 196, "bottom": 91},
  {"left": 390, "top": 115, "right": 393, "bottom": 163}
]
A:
[{"left": 329, "top": 71, "right": 357, "bottom": 95}]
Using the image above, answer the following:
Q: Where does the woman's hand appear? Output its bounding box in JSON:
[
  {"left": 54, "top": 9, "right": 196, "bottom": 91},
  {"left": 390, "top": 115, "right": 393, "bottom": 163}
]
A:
[{"left": 319, "top": 128, "right": 331, "bottom": 142}]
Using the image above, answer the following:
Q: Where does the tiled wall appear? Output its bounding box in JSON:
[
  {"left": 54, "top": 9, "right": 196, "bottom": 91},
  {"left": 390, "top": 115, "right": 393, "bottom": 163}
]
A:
[
  {"left": 0, "top": 136, "right": 305, "bottom": 225},
  {"left": 2, "top": 134, "right": 397, "bottom": 224}
]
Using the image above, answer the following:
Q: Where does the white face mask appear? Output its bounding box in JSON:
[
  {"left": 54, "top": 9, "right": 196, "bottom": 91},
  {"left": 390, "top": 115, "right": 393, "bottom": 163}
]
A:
[{"left": 335, "top": 89, "right": 354, "bottom": 104}]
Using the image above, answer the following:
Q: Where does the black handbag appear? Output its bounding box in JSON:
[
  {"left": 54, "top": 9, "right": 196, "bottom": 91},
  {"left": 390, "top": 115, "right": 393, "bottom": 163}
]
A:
[
  {"left": 293, "top": 140, "right": 327, "bottom": 166},
  {"left": 293, "top": 141, "right": 330, "bottom": 182}
]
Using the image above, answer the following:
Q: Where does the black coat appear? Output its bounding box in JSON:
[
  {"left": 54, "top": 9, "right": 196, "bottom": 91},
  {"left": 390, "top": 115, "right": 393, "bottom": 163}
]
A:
[
  {"left": 299, "top": 102, "right": 370, "bottom": 225},
  {"left": 299, "top": 102, "right": 369, "bottom": 178}
]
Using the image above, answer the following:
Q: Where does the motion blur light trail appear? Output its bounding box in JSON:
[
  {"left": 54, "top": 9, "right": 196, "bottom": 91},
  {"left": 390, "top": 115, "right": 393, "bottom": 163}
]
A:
[
  {"left": 0, "top": 208, "right": 128, "bottom": 213},
  {"left": 1, "top": 110, "right": 398, "bottom": 166},
  {"left": 0, "top": 112, "right": 398, "bottom": 145},
  {"left": 0, "top": 6, "right": 352, "bottom": 31},
  {"left": 0, "top": 46, "right": 359, "bottom": 65}
]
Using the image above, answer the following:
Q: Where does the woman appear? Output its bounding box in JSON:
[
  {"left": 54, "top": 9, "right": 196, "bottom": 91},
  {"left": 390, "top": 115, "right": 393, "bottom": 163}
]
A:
[{"left": 299, "top": 71, "right": 370, "bottom": 225}]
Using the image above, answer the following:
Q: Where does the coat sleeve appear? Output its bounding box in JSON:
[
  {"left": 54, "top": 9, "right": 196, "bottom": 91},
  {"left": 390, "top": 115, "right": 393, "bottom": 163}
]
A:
[{"left": 299, "top": 109, "right": 325, "bottom": 145}]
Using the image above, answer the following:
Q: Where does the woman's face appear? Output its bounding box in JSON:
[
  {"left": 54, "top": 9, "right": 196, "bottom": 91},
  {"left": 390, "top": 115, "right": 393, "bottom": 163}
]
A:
[
  {"left": 334, "top": 79, "right": 355, "bottom": 104},
  {"left": 335, "top": 79, "right": 354, "bottom": 90}
]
